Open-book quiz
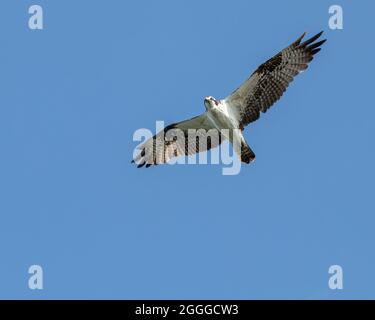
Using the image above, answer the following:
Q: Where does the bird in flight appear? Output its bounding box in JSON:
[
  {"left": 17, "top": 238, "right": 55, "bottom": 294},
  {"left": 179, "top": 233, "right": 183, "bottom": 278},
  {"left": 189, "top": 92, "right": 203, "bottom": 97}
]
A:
[{"left": 133, "top": 31, "right": 326, "bottom": 168}]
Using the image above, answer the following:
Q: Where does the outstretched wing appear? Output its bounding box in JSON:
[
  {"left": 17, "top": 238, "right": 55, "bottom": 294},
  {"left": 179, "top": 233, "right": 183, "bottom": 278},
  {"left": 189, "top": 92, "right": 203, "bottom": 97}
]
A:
[
  {"left": 224, "top": 31, "right": 326, "bottom": 128},
  {"left": 132, "top": 113, "right": 225, "bottom": 168}
]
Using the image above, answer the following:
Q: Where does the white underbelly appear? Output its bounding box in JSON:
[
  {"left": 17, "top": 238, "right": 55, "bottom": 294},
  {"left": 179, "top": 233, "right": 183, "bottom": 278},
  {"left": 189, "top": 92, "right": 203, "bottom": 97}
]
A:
[{"left": 208, "top": 108, "right": 237, "bottom": 130}]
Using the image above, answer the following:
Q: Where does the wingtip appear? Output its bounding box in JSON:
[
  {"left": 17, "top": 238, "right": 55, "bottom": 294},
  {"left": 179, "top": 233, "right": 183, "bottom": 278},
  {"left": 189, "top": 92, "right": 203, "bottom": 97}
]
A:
[
  {"left": 313, "top": 30, "right": 324, "bottom": 39},
  {"left": 294, "top": 32, "right": 307, "bottom": 45},
  {"left": 137, "top": 162, "right": 146, "bottom": 168},
  {"left": 318, "top": 39, "right": 327, "bottom": 47},
  {"left": 300, "top": 31, "right": 326, "bottom": 48}
]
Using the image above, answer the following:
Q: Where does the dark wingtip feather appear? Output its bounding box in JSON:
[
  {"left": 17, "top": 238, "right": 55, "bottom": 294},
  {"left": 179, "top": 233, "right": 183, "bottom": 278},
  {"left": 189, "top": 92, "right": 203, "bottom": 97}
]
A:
[
  {"left": 314, "top": 31, "right": 324, "bottom": 39},
  {"left": 300, "top": 31, "right": 324, "bottom": 48},
  {"left": 294, "top": 32, "right": 306, "bottom": 46},
  {"left": 146, "top": 164, "right": 152, "bottom": 168},
  {"left": 131, "top": 160, "right": 135, "bottom": 164},
  {"left": 311, "top": 48, "right": 321, "bottom": 55},
  {"left": 308, "top": 39, "right": 327, "bottom": 50},
  {"left": 137, "top": 162, "right": 146, "bottom": 168}
]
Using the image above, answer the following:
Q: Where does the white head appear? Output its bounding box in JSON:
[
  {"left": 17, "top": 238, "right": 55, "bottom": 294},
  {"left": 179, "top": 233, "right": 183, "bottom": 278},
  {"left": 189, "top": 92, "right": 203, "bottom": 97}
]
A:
[{"left": 204, "top": 96, "right": 219, "bottom": 110}]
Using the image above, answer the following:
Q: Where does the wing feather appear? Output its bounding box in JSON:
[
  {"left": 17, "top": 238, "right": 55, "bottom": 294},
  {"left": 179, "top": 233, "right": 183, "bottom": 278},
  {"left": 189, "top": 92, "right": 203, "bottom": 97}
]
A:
[
  {"left": 132, "top": 113, "right": 225, "bottom": 168},
  {"left": 225, "top": 32, "right": 326, "bottom": 127}
]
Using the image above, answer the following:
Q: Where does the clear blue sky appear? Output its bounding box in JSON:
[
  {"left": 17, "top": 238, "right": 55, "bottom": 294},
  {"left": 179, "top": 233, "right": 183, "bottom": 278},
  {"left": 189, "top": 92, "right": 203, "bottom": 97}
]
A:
[{"left": 0, "top": 0, "right": 374, "bottom": 299}]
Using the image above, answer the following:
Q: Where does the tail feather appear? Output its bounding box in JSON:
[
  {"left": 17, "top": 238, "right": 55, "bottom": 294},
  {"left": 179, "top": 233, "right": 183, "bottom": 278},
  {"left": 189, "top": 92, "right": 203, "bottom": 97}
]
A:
[{"left": 241, "top": 142, "right": 256, "bottom": 164}]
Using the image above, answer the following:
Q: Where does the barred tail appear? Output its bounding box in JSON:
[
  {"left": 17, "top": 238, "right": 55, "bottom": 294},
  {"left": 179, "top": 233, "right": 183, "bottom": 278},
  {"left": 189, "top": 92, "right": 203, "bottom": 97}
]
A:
[{"left": 241, "top": 142, "right": 256, "bottom": 164}]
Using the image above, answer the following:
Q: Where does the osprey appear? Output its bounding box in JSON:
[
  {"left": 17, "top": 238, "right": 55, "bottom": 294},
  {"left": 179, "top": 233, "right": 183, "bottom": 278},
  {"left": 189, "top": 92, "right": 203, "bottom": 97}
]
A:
[{"left": 133, "top": 32, "right": 326, "bottom": 168}]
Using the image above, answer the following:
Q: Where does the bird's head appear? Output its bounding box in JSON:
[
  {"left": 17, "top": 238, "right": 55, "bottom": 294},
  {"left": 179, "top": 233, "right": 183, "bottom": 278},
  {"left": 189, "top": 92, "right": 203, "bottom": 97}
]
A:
[{"left": 204, "top": 96, "right": 219, "bottom": 110}]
